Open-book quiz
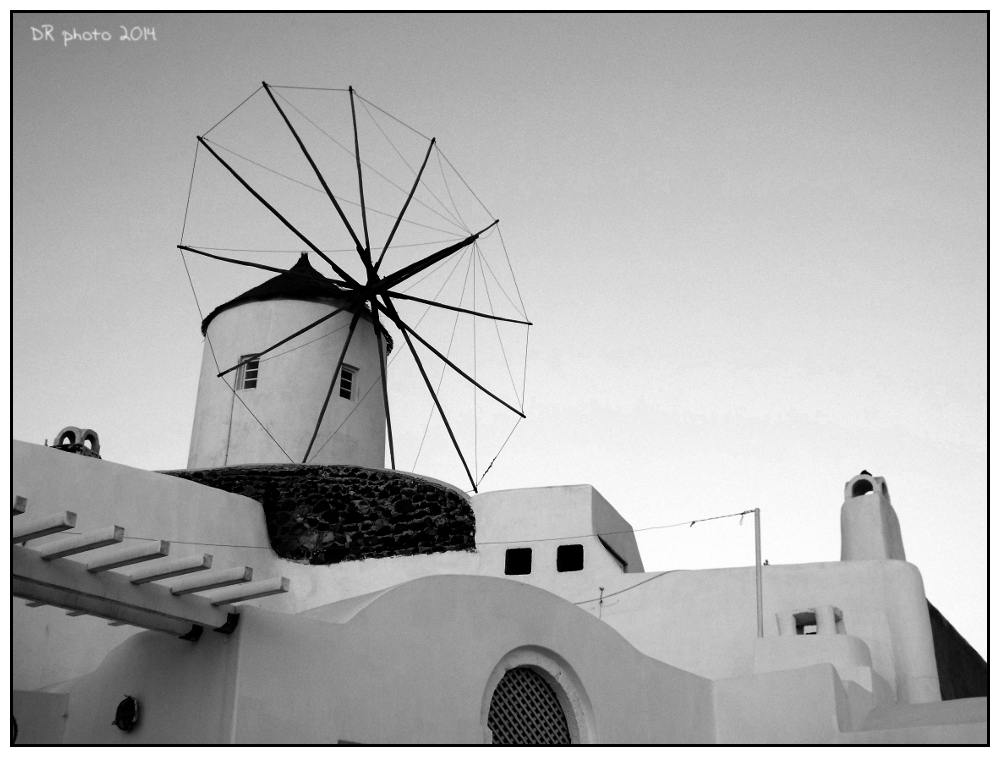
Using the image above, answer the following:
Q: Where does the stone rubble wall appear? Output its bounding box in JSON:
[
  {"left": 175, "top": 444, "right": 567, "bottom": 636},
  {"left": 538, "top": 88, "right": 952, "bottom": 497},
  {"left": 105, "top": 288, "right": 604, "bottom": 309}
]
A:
[{"left": 160, "top": 464, "right": 475, "bottom": 564}]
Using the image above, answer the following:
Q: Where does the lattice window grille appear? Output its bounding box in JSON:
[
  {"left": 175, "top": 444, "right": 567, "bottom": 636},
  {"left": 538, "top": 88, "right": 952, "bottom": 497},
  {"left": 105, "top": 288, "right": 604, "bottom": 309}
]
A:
[{"left": 487, "top": 666, "right": 572, "bottom": 745}]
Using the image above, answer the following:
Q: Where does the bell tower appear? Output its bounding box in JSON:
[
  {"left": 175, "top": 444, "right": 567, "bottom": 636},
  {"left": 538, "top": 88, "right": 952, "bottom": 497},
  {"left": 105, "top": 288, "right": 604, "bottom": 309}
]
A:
[{"left": 840, "top": 470, "right": 906, "bottom": 561}]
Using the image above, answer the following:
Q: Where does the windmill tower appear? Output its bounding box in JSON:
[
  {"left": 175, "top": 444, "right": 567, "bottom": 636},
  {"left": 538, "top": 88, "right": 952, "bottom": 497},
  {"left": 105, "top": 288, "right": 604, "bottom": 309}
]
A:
[{"left": 187, "top": 253, "right": 391, "bottom": 469}]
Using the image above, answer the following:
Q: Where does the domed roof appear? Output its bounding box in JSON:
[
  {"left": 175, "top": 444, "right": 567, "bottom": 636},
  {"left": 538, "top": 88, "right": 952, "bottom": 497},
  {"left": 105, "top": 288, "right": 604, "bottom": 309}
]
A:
[{"left": 200, "top": 254, "right": 393, "bottom": 352}]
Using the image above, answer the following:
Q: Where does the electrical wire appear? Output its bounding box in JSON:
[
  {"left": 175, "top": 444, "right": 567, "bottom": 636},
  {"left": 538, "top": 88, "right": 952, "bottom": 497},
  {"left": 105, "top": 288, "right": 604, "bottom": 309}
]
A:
[{"left": 63, "top": 508, "right": 757, "bottom": 557}]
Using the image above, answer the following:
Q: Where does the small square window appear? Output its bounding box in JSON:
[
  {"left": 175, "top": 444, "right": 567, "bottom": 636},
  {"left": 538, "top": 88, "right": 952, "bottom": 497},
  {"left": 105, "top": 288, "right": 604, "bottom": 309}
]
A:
[
  {"left": 339, "top": 365, "right": 356, "bottom": 400},
  {"left": 557, "top": 544, "right": 584, "bottom": 572},
  {"left": 794, "top": 611, "right": 819, "bottom": 635},
  {"left": 504, "top": 548, "right": 532, "bottom": 575},
  {"left": 236, "top": 355, "right": 260, "bottom": 390}
]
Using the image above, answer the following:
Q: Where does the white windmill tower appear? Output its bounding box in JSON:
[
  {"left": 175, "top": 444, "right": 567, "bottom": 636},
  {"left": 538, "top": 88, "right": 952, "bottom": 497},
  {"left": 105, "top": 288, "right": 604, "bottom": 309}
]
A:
[{"left": 187, "top": 253, "right": 392, "bottom": 469}]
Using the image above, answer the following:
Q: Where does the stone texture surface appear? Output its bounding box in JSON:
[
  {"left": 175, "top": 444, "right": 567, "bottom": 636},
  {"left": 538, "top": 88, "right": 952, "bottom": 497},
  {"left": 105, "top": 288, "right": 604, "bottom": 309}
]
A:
[{"left": 160, "top": 464, "right": 475, "bottom": 564}]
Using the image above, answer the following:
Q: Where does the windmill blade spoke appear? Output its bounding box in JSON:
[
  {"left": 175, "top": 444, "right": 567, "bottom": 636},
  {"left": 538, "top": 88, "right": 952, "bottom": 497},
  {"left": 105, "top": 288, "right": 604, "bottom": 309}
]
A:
[
  {"left": 197, "top": 136, "right": 361, "bottom": 288},
  {"left": 179, "top": 245, "right": 299, "bottom": 277},
  {"left": 216, "top": 301, "right": 357, "bottom": 378},
  {"left": 385, "top": 290, "right": 532, "bottom": 326},
  {"left": 262, "top": 82, "right": 369, "bottom": 265},
  {"left": 375, "top": 138, "right": 436, "bottom": 272},
  {"left": 380, "top": 219, "right": 499, "bottom": 292},
  {"left": 302, "top": 309, "right": 364, "bottom": 463},
  {"left": 348, "top": 87, "right": 373, "bottom": 264},
  {"left": 178, "top": 246, "right": 354, "bottom": 289},
  {"left": 382, "top": 300, "right": 477, "bottom": 492},
  {"left": 370, "top": 298, "right": 396, "bottom": 470},
  {"left": 375, "top": 299, "right": 525, "bottom": 419}
]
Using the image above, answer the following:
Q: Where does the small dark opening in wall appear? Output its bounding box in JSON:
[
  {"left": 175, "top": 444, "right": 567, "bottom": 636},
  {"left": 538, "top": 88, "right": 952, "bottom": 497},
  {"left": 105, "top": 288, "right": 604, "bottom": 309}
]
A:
[
  {"left": 851, "top": 479, "right": 874, "bottom": 498},
  {"left": 557, "top": 544, "right": 584, "bottom": 572},
  {"left": 505, "top": 548, "right": 532, "bottom": 575}
]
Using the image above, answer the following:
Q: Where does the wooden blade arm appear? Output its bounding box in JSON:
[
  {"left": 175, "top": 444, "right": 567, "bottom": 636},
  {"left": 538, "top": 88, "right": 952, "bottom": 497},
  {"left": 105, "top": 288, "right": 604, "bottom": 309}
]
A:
[
  {"left": 379, "top": 219, "right": 498, "bottom": 292},
  {"left": 301, "top": 309, "right": 363, "bottom": 463},
  {"left": 382, "top": 299, "right": 477, "bottom": 492},
  {"left": 262, "top": 82, "right": 369, "bottom": 266},
  {"left": 385, "top": 290, "right": 532, "bottom": 326},
  {"left": 375, "top": 299, "right": 525, "bottom": 419},
  {"left": 198, "top": 136, "right": 361, "bottom": 289},
  {"left": 374, "top": 137, "right": 436, "bottom": 272}
]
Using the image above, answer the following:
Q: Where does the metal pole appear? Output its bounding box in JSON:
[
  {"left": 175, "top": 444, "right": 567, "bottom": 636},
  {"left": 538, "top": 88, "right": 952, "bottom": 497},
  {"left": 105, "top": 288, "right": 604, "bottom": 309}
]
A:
[{"left": 755, "top": 508, "right": 763, "bottom": 638}]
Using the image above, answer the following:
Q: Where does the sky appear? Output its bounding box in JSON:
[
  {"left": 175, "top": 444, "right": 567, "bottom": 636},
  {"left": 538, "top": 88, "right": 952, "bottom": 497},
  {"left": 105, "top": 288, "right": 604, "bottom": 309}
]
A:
[{"left": 12, "top": 13, "right": 987, "bottom": 657}]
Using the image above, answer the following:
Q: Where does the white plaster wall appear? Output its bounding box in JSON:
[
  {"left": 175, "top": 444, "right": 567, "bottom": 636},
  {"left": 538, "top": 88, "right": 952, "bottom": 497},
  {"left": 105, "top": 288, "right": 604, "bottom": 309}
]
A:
[
  {"left": 12, "top": 442, "right": 480, "bottom": 689},
  {"left": 188, "top": 297, "right": 386, "bottom": 468},
  {"left": 572, "top": 560, "right": 941, "bottom": 704},
  {"left": 841, "top": 492, "right": 906, "bottom": 561},
  {"left": 13, "top": 442, "right": 941, "bottom": 710},
  {"left": 52, "top": 576, "right": 718, "bottom": 744},
  {"left": 713, "top": 663, "right": 852, "bottom": 743},
  {"left": 469, "top": 485, "right": 644, "bottom": 597}
]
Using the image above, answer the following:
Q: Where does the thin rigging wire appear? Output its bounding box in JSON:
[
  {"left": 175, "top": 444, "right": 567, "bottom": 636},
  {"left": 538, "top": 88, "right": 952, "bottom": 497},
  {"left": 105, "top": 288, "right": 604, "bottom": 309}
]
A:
[
  {"left": 306, "top": 365, "right": 384, "bottom": 461},
  {"left": 179, "top": 142, "right": 200, "bottom": 241},
  {"left": 476, "top": 416, "right": 521, "bottom": 488},
  {"left": 476, "top": 246, "right": 523, "bottom": 409},
  {"left": 413, "top": 250, "right": 474, "bottom": 470},
  {"left": 179, "top": 142, "right": 294, "bottom": 464},
  {"left": 435, "top": 144, "right": 469, "bottom": 233},
  {"left": 521, "top": 327, "right": 529, "bottom": 415},
  {"left": 395, "top": 246, "right": 473, "bottom": 335},
  {"left": 187, "top": 238, "right": 460, "bottom": 255},
  {"left": 270, "top": 85, "right": 350, "bottom": 91},
  {"left": 476, "top": 243, "right": 527, "bottom": 320},
  {"left": 436, "top": 146, "right": 494, "bottom": 220},
  {"left": 259, "top": 322, "right": 350, "bottom": 363},
  {"left": 356, "top": 97, "right": 467, "bottom": 233},
  {"left": 497, "top": 226, "right": 528, "bottom": 319},
  {"left": 353, "top": 91, "right": 432, "bottom": 142},
  {"left": 204, "top": 137, "right": 463, "bottom": 239},
  {"left": 395, "top": 250, "right": 463, "bottom": 294},
  {"left": 203, "top": 85, "right": 263, "bottom": 137},
  {"left": 179, "top": 249, "right": 295, "bottom": 463},
  {"left": 274, "top": 91, "right": 468, "bottom": 237}
]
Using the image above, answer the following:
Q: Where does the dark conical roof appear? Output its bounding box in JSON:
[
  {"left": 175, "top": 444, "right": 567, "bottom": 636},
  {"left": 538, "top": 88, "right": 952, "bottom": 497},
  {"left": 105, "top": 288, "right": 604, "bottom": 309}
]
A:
[{"left": 200, "top": 254, "right": 392, "bottom": 353}]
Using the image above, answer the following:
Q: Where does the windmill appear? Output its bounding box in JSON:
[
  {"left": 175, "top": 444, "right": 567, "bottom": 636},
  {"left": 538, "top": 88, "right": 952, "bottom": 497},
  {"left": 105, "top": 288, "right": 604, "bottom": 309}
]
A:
[{"left": 179, "top": 84, "right": 530, "bottom": 492}]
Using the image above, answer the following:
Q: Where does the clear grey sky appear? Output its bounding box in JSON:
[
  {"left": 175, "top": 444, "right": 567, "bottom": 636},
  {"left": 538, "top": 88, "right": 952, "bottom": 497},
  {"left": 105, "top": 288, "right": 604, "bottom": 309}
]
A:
[{"left": 12, "top": 13, "right": 987, "bottom": 656}]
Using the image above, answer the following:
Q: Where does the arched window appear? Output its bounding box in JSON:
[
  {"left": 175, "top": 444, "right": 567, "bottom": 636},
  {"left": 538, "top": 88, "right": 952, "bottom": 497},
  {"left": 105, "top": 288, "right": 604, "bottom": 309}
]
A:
[
  {"left": 487, "top": 667, "right": 572, "bottom": 745},
  {"left": 851, "top": 478, "right": 874, "bottom": 498}
]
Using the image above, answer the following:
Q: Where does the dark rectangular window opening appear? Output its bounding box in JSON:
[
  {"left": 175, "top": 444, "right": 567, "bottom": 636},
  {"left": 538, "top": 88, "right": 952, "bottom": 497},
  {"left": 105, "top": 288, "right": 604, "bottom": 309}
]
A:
[
  {"left": 236, "top": 355, "right": 260, "bottom": 391},
  {"left": 504, "top": 548, "right": 532, "bottom": 575},
  {"left": 794, "top": 611, "right": 819, "bottom": 635},
  {"left": 339, "top": 365, "right": 356, "bottom": 400},
  {"left": 557, "top": 544, "right": 584, "bottom": 572}
]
